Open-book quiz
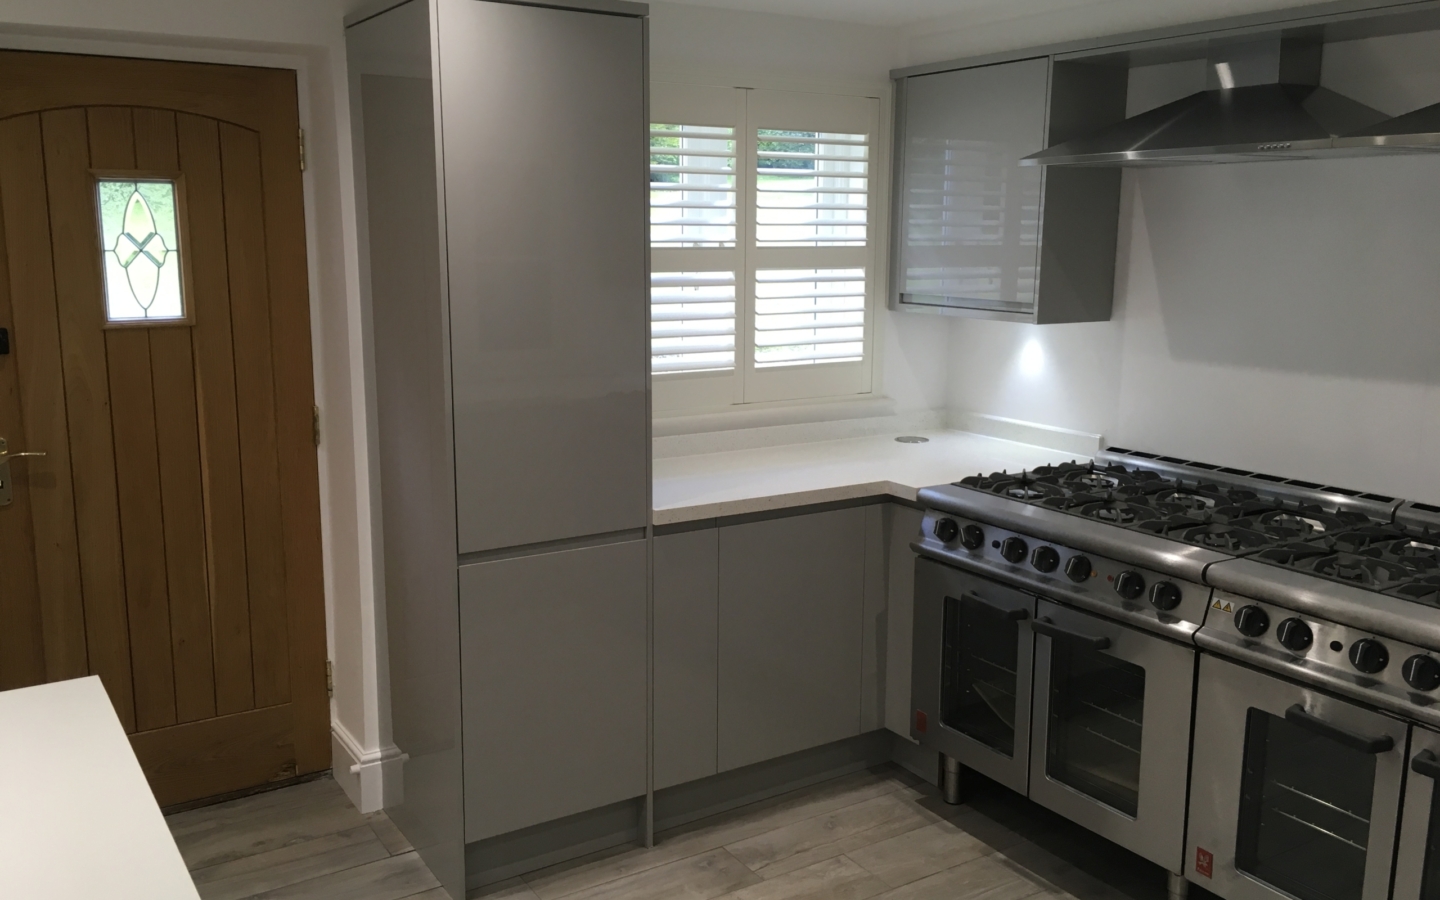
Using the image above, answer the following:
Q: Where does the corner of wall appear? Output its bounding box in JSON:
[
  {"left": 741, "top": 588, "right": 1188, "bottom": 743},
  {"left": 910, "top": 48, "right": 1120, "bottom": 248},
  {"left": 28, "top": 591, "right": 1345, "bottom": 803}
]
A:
[{"left": 332, "top": 719, "right": 408, "bottom": 814}]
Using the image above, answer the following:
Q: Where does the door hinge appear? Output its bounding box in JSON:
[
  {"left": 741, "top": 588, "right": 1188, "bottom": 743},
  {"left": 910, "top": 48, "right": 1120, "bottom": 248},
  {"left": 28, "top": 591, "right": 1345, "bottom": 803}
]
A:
[
  {"left": 313, "top": 405, "right": 321, "bottom": 447},
  {"left": 299, "top": 127, "right": 307, "bottom": 172},
  {"left": 326, "top": 659, "right": 334, "bottom": 698}
]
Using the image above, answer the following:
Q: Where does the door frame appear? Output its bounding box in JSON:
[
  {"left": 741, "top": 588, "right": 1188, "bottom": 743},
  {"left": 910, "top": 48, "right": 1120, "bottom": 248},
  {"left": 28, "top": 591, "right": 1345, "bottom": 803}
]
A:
[{"left": 0, "top": 26, "right": 381, "bottom": 801}]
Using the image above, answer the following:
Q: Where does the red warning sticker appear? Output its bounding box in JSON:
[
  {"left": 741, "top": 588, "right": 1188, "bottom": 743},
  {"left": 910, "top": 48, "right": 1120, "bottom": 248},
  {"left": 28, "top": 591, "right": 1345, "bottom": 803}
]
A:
[
  {"left": 1195, "top": 847, "right": 1213, "bottom": 878},
  {"left": 915, "top": 710, "right": 928, "bottom": 733}
]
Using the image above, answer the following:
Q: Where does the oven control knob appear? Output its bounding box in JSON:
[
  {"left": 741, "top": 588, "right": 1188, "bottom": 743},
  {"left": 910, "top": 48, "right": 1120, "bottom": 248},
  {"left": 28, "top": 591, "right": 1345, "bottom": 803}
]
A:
[
  {"left": 1000, "top": 537, "right": 1029, "bottom": 564},
  {"left": 933, "top": 518, "right": 960, "bottom": 543},
  {"left": 1234, "top": 605, "right": 1270, "bottom": 638},
  {"left": 1114, "top": 570, "right": 1146, "bottom": 600},
  {"left": 1404, "top": 655, "right": 1440, "bottom": 691},
  {"left": 1349, "top": 639, "right": 1390, "bottom": 675},
  {"left": 1031, "top": 546, "right": 1060, "bottom": 573},
  {"left": 1065, "top": 555, "right": 1093, "bottom": 583},
  {"left": 1276, "top": 618, "right": 1313, "bottom": 653},
  {"left": 1149, "top": 581, "right": 1182, "bottom": 611},
  {"left": 960, "top": 524, "right": 985, "bottom": 550}
]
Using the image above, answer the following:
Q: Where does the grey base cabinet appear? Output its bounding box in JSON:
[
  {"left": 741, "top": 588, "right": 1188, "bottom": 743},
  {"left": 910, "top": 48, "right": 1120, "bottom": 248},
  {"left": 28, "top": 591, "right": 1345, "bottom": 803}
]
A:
[
  {"left": 654, "top": 529, "right": 720, "bottom": 790},
  {"left": 459, "top": 540, "right": 647, "bottom": 842},
  {"left": 717, "top": 508, "right": 868, "bottom": 772}
]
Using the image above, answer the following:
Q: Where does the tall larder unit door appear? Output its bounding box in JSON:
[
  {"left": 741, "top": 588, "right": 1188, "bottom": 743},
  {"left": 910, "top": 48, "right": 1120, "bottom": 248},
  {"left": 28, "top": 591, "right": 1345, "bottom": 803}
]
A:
[{"left": 441, "top": 0, "right": 649, "bottom": 554}]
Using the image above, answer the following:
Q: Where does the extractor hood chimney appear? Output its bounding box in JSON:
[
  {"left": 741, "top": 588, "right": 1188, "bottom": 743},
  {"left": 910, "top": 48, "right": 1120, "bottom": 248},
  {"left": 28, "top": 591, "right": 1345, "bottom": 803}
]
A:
[{"left": 1021, "top": 34, "right": 1390, "bottom": 167}]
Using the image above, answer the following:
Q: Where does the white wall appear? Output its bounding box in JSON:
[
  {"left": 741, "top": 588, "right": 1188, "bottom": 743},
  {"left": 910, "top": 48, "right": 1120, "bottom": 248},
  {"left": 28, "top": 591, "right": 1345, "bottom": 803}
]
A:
[
  {"left": 945, "top": 28, "right": 1440, "bottom": 503},
  {"left": 0, "top": 0, "right": 392, "bottom": 811}
]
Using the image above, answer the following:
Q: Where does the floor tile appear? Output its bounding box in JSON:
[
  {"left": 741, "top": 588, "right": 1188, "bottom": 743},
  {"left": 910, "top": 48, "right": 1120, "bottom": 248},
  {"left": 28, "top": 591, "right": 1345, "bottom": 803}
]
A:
[
  {"left": 873, "top": 853, "right": 1048, "bottom": 900},
  {"left": 558, "top": 848, "right": 760, "bottom": 900},
  {"left": 245, "top": 850, "right": 440, "bottom": 900},
  {"left": 469, "top": 877, "right": 542, "bottom": 899},
  {"left": 191, "top": 824, "right": 390, "bottom": 900},
  {"left": 523, "top": 768, "right": 911, "bottom": 900},
  {"left": 847, "top": 818, "right": 998, "bottom": 888},
  {"left": 369, "top": 812, "right": 415, "bottom": 856},
  {"left": 720, "top": 856, "right": 888, "bottom": 900},
  {"left": 172, "top": 779, "right": 368, "bottom": 870},
  {"left": 725, "top": 792, "right": 944, "bottom": 879}
]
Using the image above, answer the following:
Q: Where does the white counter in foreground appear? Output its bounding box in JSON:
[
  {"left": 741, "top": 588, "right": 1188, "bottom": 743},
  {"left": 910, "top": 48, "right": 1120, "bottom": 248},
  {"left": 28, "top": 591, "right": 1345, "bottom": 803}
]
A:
[
  {"left": 0, "top": 677, "right": 199, "bottom": 899},
  {"left": 653, "top": 428, "right": 1086, "bottom": 525}
]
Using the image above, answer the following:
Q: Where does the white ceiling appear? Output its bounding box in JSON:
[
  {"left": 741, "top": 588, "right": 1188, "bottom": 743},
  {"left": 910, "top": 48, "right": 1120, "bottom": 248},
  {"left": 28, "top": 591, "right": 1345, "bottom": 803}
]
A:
[{"left": 652, "top": 0, "right": 1321, "bottom": 31}]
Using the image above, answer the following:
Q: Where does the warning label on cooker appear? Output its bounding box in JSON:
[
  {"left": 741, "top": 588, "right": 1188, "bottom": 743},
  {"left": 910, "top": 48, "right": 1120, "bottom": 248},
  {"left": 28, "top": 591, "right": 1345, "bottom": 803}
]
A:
[
  {"left": 1211, "top": 600, "right": 1233, "bottom": 613},
  {"left": 1195, "top": 847, "right": 1213, "bottom": 878}
]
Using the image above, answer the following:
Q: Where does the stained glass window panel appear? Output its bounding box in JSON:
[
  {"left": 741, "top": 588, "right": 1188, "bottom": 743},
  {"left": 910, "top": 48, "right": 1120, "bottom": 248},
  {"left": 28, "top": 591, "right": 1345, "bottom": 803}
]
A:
[{"left": 96, "top": 178, "right": 185, "bottom": 323}]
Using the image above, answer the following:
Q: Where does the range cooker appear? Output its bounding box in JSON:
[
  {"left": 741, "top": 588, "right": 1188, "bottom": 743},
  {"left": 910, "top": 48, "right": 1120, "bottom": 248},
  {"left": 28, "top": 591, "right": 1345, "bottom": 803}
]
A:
[{"left": 911, "top": 448, "right": 1440, "bottom": 900}]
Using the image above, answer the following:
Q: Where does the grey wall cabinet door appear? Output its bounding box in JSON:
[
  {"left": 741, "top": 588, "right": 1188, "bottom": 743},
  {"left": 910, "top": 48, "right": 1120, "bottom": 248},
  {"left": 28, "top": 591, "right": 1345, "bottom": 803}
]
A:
[
  {"left": 438, "top": 0, "right": 649, "bottom": 554},
  {"left": 654, "top": 529, "right": 720, "bottom": 790},
  {"left": 897, "top": 58, "right": 1049, "bottom": 319},
  {"left": 459, "top": 540, "right": 647, "bottom": 842},
  {"left": 718, "top": 508, "right": 867, "bottom": 771}
]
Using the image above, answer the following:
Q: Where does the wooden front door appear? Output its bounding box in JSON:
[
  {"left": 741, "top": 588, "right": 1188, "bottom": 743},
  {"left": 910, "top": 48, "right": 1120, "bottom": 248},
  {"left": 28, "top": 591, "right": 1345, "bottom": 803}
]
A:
[{"left": 0, "top": 50, "right": 328, "bottom": 807}]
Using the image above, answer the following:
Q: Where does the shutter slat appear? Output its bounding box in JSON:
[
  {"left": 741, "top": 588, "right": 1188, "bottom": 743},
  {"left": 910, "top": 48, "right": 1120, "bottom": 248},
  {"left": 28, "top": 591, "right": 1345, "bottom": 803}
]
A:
[
  {"left": 652, "top": 121, "right": 739, "bottom": 247},
  {"left": 756, "top": 129, "right": 868, "bottom": 248},
  {"left": 757, "top": 134, "right": 868, "bottom": 146},
  {"left": 753, "top": 267, "right": 865, "bottom": 368},
  {"left": 651, "top": 270, "right": 737, "bottom": 374}
]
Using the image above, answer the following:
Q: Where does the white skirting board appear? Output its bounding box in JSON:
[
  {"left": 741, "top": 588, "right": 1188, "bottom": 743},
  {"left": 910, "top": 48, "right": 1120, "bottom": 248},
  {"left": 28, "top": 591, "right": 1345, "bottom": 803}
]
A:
[{"left": 331, "top": 721, "right": 407, "bottom": 813}]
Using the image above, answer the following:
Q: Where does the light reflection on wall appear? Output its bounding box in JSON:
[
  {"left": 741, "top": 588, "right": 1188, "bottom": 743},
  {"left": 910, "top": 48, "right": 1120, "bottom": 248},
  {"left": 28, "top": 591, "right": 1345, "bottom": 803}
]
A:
[{"left": 1019, "top": 337, "right": 1045, "bottom": 377}]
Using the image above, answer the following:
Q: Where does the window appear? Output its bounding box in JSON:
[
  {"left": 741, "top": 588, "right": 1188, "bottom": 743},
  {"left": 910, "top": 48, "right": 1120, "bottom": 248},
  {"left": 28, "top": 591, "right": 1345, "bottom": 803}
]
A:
[
  {"left": 650, "top": 83, "right": 879, "bottom": 413},
  {"left": 94, "top": 175, "right": 190, "bottom": 325}
]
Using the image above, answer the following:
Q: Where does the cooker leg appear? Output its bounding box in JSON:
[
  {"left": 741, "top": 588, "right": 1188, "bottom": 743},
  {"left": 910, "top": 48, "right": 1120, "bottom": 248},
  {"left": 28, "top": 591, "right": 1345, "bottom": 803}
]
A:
[
  {"left": 942, "top": 755, "right": 963, "bottom": 805},
  {"left": 1167, "top": 872, "right": 1189, "bottom": 900}
]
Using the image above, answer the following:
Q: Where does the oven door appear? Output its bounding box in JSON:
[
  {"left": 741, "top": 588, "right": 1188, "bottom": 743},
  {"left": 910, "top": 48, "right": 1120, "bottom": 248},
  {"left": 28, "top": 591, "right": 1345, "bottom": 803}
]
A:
[
  {"left": 1393, "top": 726, "right": 1440, "bottom": 900},
  {"left": 911, "top": 558, "right": 1036, "bottom": 794},
  {"left": 1028, "top": 598, "right": 1195, "bottom": 872},
  {"left": 1186, "top": 653, "right": 1406, "bottom": 900}
]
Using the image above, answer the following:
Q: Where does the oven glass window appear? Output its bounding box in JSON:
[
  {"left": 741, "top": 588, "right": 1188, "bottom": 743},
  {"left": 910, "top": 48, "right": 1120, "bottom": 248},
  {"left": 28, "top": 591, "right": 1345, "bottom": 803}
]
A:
[
  {"left": 1422, "top": 780, "right": 1440, "bottom": 900},
  {"left": 941, "top": 594, "right": 1020, "bottom": 756},
  {"left": 1235, "top": 709, "right": 1376, "bottom": 900},
  {"left": 1045, "top": 641, "right": 1144, "bottom": 817}
]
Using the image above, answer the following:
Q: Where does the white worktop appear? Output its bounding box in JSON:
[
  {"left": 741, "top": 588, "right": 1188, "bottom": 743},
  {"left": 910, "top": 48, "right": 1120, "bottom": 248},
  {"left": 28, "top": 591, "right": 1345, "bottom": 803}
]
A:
[
  {"left": 0, "top": 677, "right": 200, "bottom": 899},
  {"left": 653, "top": 428, "right": 1086, "bottom": 525}
]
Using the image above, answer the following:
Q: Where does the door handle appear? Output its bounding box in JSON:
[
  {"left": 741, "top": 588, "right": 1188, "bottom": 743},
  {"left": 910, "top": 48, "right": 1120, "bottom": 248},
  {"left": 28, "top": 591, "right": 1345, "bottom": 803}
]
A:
[
  {"left": 1413, "top": 750, "right": 1440, "bottom": 780},
  {"left": 0, "top": 437, "right": 47, "bottom": 463},
  {"left": 0, "top": 437, "right": 46, "bottom": 509},
  {"left": 1284, "top": 704, "right": 1394, "bottom": 754},
  {"left": 957, "top": 591, "right": 1029, "bottom": 621},
  {"left": 1030, "top": 617, "right": 1111, "bottom": 650}
]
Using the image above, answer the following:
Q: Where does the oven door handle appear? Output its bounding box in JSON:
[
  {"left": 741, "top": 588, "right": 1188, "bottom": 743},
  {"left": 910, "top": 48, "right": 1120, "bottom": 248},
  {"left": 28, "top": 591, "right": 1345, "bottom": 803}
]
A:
[
  {"left": 1030, "top": 617, "right": 1111, "bottom": 650},
  {"left": 1284, "top": 705, "right": 1395, "bottom": 754},
  {"left": 958, "top": 592, "right": 1029, "bottom": 621},
  {"left": 1412, "top": 750, "right": 1440, "bottom": 780}
]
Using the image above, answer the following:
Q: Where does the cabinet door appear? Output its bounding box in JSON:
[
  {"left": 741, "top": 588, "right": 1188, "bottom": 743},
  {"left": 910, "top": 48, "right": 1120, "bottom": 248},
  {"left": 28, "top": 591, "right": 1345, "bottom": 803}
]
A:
[
  {"left": 718, "top": 508, "right": 866, "bottom": 771},
  {"left": 654, "top": 528, "right": 720, "bottom": 790},
  {"left": 438, "top": 0, "right": 648, "bottom": 553},
  {"left": 459, "top": 540, "right": 647, "bottom": 842},
  {"left": 884, "top": 505, "right": 925, "bottom": 737},
  {"left": 897, "top": 58, "right": 1048, "bottom": 317}
]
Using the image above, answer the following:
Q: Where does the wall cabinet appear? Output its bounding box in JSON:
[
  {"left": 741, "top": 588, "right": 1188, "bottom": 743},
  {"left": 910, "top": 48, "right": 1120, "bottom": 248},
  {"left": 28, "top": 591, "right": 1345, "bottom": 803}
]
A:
[{"left": 891, "top": 57, "right": 1127, "bottom": 323}]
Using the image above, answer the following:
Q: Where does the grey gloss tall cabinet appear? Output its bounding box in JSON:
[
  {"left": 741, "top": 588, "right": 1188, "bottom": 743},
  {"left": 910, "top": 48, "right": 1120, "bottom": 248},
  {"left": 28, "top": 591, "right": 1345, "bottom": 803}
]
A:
[{"left": 346, "top": 1, "right": 650, "bottom": 896}]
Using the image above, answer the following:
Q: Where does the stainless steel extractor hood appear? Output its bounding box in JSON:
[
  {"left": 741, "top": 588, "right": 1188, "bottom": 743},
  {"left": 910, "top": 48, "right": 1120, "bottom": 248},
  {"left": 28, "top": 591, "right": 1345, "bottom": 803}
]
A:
[
  {"left": 1334, "top": 101, "right": 1440, "bottom": 152},
  {"left": 1021, "top": 34, "right": 1391, "bottom": 167}
]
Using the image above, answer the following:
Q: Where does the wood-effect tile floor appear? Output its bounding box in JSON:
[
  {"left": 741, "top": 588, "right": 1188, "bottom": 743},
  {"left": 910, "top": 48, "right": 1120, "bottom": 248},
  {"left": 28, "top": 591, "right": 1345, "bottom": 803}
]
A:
[{"left": 167, "top": 765, "right": 1174, "bottom": 900}]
